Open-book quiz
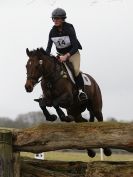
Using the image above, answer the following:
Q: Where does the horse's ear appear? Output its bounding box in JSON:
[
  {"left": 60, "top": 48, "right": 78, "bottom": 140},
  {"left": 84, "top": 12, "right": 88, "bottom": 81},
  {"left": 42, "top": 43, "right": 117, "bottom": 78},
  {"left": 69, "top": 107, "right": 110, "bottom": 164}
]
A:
[
  {"left": 40, "top": 48, "right": 47, "bottom": 55},
  {"left": 26, "top": 48, "right": 30, "bottom": 57},
  {"left": 36, "top": 48, "right": 42, "bottom": 57}
]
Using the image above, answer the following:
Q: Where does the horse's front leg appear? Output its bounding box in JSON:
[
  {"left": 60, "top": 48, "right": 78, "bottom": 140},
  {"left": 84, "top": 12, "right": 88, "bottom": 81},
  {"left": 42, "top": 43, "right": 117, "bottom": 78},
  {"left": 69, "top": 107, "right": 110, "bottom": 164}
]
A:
[
  {"left": 34, "top": 98, "right": 57, "bottom": 121},
  {"left": 52, "top": 93, "right": 74, "bottom": 122},
  {"left": 53, "top": 106, "right": 73, "bottom": 122},
  {"left": 54, "top": 106, "right": 66, "bottom": 121}
]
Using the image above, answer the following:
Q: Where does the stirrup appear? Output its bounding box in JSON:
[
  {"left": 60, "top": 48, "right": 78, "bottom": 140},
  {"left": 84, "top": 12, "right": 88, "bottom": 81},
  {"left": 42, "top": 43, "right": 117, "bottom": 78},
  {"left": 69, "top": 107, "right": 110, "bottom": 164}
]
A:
[{"left": 78, "top": 90, "right": 88, "bottom": 101}]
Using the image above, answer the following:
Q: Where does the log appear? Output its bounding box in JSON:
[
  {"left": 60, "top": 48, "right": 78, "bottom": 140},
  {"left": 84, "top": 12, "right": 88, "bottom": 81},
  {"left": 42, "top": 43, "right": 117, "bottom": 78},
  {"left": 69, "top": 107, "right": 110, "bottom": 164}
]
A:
[
  {"left": 86, "top": 161, "right": 133, "bottom": 177},
  {"left": 21, "top": 157, "right": 87, "bottom": 176},
  {"left": 21, "top": 160, "right": 87, "bottom": 177},
  {"left": 21, "top": 163, "right": 84, "bottom": 177},
  {"left": 13, "top": 122, "right": 133, "bottom": 153},
  {"left": 21, "top": 158, "right": 133, "bottom": 177},
  {"left": 0, "top": 129, "right": 13, "bottom": 177}
]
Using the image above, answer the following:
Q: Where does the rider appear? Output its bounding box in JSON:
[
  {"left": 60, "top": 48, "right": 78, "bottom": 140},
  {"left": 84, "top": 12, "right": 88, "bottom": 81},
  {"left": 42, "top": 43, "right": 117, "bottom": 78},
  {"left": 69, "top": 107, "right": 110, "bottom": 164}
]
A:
[{"left": 46, "top": 8, "right": 87, "bottom": 101}]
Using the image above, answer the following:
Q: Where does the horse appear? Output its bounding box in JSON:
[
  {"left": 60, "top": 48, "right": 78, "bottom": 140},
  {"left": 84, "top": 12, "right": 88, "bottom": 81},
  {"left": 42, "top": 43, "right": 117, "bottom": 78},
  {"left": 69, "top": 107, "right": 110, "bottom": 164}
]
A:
[{"left": 25, "top": 47, "right": 112, "bottom": 157}]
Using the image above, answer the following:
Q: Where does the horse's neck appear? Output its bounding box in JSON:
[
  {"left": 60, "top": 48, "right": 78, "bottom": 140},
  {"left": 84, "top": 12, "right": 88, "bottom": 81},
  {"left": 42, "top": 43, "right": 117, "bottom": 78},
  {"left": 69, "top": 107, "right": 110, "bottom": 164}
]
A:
[
  {"left": 42, "top": 56, "right": 56, "bottom": 79},
  {"left": 41, "top": 56, "right": 76, "bottom": 96}
]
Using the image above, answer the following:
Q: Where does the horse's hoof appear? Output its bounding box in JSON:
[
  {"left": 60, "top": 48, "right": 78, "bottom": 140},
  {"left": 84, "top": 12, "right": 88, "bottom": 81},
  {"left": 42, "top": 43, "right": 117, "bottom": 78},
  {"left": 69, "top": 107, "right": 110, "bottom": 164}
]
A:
[
  {"left": 59, "top": 115, "right": 67, "bottom": 122},
  {"left": 103, "top": 148, "right": 112, "bottom": 156},
  {"left": 46, "top": 115, "right": 57, "bottom": 122},
  {"left": 87, "top": 149, "right": 96, "bottom": 158},
  {"left": 65, "top": 115, "right": 74, "bottom": 122},
  {"left": 89, "top": 118, "right": 95, "bottom": 122},
  {"left": 59, "top": 115, "right": 73, "bottom": 122},
  {"left": 80, "top": 118, "right": 88, "bottom": 122}
]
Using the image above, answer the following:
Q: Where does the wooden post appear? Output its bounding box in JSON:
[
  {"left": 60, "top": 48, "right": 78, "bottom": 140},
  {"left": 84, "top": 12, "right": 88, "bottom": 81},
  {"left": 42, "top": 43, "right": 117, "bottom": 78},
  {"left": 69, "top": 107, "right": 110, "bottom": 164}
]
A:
[
  {"left": 13, "top": 152, "right": 20, "bottom": 177},
  {"left": 100, "top": 148, "right": 104, "bottom": 161},
  {"left": 0, "top": 129, "right": 13, "bottom": 177}
]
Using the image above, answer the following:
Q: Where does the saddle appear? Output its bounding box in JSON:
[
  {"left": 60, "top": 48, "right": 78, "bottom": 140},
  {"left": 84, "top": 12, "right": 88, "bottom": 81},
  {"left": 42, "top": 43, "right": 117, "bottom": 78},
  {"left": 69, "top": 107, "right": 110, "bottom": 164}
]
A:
[
  {"left": 50, "top": 56, "right": 76, "bottom": 82},
  {"left": 46, "top": 56, "right": 91, "bottom": 87},
  {"left": 59, "top": 61, "right": 91, "bottom": 86},
  {"left": 62, "top": 61, "right": 75, "bottom": 81}
]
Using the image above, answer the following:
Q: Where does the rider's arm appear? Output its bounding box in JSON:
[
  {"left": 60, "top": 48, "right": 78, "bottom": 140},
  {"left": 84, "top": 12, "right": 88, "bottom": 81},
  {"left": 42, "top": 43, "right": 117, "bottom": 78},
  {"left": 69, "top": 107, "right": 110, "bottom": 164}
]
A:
[
  {"left": 67, "top": 26, "right": 79, "bottom": 56},
  {"left": 46, "top": 31, "right": 53, "bottom": 55}
]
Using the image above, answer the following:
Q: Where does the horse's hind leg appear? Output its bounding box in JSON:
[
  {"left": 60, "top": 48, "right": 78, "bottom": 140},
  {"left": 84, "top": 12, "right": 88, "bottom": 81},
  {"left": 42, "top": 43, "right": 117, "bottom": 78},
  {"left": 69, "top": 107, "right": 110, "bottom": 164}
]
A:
[
  {"left": 86, "top": 109, "right": 96, "bottom": 158},
  {"left": 66, "top": 106, "right": 87, "bottom": 123},
  {"left": 71, "top": 113, "right": 96, "bottom": 158},
  {"left": 87, "top": 106, "right": 112, "bottom": 156},
  {"left": 103, "top": 147, "right": 112, "bottom": 156},
  {"left": 93, "top": 110, "right": 112, "bottom": 156},
  {"left": 74, "top": 115, "right": 88, "bottom": 123},
  {"left": 87, "top": 102, "right": 103, "bottom": 122},
  {"left": 93, "top": 110, "right": 103, "bottom": 122},
  {"left": 89, "top": 109, "right": 95, "bottom": 122},
  {"left": 86, "top": 100, "right": 95, "bottom": 122},
  {"left": 87, "top": 149, "right": 96, "bottom": 158}
]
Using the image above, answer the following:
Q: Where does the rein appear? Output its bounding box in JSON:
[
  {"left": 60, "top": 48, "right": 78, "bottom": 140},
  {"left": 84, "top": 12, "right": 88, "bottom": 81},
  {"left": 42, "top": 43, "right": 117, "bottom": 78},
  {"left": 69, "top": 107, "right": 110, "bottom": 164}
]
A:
[
  {"left": 26, "top": 75, "right": 43, "bottom": 87},
  {"left": 35, "top": 77, "right": 43, "bottom": 85},
  {"left": 27, "top": 56, "right": 62, "bottom": 87}
]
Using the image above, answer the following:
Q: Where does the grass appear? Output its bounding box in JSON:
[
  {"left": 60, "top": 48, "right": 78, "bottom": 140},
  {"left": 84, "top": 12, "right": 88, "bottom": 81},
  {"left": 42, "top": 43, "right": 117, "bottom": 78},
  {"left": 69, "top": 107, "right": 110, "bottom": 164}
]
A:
[{"left": 21, "top": 151, "right": 133, "bottom": 162}]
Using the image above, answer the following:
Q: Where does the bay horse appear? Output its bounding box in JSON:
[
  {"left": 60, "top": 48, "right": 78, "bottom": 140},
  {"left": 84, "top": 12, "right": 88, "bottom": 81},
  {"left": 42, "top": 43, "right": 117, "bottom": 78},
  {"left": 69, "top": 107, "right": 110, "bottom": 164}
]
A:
[{"left": 25, "top": 47, "right": 112, "bottom": 157}]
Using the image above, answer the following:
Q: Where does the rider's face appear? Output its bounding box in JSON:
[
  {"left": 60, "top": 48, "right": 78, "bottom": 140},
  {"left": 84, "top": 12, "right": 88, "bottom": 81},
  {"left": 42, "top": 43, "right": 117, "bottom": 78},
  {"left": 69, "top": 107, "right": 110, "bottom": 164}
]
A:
[{"left": 53, "top": 17, "right": 64, "bottom": 27}]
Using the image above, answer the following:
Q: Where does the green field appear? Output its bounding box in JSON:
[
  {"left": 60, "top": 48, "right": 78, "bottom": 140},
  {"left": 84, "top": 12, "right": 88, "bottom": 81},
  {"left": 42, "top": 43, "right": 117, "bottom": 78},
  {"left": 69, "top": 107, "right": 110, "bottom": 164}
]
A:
[{"left": 21, "top": 151, "right": 133, "bottom": 162}]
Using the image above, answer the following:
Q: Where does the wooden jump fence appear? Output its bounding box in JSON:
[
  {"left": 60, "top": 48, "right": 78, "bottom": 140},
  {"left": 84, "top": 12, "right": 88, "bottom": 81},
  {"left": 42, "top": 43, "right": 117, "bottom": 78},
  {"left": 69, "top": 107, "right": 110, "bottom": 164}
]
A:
[{"left": 0, "top": 122, "right": 133, "bottom": 177}]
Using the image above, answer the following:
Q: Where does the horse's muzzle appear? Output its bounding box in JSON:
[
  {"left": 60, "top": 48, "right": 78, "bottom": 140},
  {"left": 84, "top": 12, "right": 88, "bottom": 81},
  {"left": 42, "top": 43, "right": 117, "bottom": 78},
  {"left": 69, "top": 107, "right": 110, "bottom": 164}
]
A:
[
  {"left": 25, "top": 81, "right": 34, "bottom": 92},
  {"left": 25, "top": 84, "right": 33, "bottom": 92}
]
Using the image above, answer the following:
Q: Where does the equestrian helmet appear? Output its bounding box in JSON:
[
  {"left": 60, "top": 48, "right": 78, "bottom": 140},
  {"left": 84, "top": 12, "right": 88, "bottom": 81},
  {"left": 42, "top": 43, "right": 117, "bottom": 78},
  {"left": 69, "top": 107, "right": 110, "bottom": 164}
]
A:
[{"left": 52, "top": 8, "right": 67, "bottom": 19}]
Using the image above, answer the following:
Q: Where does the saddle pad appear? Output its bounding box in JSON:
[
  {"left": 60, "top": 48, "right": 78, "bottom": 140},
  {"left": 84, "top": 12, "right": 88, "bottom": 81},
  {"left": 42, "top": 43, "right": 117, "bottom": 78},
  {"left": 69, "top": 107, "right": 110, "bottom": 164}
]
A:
[
  {"left": 82, "top": 73, "right": 91, "bottom": 86},
  {"left": 63, "top": 63, "right": 91, "bottom": 86}
]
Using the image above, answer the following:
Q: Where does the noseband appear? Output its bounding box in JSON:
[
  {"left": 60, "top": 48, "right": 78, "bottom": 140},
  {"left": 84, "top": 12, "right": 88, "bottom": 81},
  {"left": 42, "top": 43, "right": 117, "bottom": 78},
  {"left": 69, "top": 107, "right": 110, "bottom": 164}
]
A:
[
  {"left": 26, "top": 56, "right": 62, "bottom": 87},
  {"left": 26, "top": 59, "right": 44, "bottom": 85}
]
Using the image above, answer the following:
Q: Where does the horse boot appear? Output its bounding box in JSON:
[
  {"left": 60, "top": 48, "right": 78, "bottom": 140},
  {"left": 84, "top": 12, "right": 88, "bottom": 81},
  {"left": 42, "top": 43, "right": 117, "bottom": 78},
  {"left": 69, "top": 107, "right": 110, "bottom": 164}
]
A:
[{"left": 75, "top": 73, "right": 88, "bottom": 101}]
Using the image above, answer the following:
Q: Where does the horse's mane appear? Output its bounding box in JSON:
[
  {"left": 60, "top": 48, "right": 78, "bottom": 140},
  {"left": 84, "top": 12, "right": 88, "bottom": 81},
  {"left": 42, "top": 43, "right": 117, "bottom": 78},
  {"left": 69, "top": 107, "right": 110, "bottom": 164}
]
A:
[
  {"left": 27, "top": 47, "right": 51, "bottom": 58},
  {"left": 26, "top": 47, "right": 58, "bottom": 66},
  {"left": 38, "top": 48, "right": 49, "bottom": 56},
  {"left": 36, "top": 48, "right": 57, "bottom": 61}
]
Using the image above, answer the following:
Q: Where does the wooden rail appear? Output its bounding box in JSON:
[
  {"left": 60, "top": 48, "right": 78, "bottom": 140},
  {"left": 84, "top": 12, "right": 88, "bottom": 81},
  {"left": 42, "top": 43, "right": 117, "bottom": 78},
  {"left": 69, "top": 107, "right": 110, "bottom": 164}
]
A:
[
  {"left": 13, "top": 122, "right": 133, "bottom": 153},
  {"left": 21, "top": 157, "right": 133, "bottom": 177},
  {"left": 0, "top": 122, "right": 133, "bottom": 177}
]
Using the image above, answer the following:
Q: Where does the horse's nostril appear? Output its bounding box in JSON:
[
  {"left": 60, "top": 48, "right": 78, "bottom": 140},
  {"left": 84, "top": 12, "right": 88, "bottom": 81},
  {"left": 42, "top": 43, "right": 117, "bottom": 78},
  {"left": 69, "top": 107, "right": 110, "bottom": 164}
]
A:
[{"left": 25, "top": 85, "right": 33, "bottom": 92}]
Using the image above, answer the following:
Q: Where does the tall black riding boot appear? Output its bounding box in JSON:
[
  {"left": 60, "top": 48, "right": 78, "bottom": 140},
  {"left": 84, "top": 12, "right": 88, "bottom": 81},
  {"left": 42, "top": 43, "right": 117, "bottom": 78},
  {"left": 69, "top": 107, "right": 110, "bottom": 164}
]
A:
[{"left": 75, "top": 73, "right": 88, "bottom": 101}]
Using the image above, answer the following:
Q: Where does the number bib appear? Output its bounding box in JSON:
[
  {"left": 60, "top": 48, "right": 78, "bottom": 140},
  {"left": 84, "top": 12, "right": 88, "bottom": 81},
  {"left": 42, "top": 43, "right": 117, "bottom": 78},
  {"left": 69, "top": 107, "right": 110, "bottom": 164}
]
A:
[{"left": 51, "top": 36, "right": 71, "bottom": 49}]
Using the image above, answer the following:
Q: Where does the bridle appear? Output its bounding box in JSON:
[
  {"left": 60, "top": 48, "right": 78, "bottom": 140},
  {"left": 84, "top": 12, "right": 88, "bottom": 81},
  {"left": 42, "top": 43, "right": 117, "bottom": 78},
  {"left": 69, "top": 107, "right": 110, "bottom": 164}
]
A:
[
  {"left": 26, "top": 59, "right": 44, "bottom": 86},
  {"left": 26, "top": 54, "right": 67, "bottom": 89},
  {"left": 27, "top": 75, "right": 43, "bottom": 86}
]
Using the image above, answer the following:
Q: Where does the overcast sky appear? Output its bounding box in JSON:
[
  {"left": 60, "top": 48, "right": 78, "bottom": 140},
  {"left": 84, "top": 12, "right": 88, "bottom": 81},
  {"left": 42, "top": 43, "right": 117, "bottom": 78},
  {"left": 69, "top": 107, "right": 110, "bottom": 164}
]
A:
[{"left": 0, "top": 0, "right": 133, "bottom": 121}]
